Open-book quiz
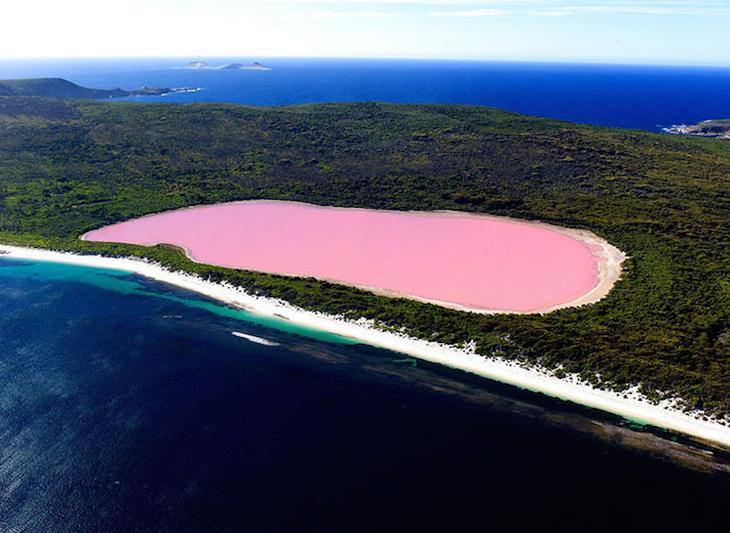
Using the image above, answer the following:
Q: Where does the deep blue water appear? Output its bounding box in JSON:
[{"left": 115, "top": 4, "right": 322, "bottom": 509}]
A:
[
  {"left": 2, "top": 58, "right": 730, "bottom": 131},
  {"left": 1, "top": 258, "right": 729, "bottom": 532}
]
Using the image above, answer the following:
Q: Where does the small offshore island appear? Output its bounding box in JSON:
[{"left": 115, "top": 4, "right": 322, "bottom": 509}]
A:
[
  {"left": 0, "top": 90, "right": 729, "bottom": 448},
  {"left": 182, "top": 60, "right": 272, "bottom": 71}
]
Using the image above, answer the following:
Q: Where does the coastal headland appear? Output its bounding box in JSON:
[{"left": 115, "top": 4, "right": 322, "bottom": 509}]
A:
[
  {"left": 664, "top": 119, "right": 730, "bottom": 140},
  {"left": 0, "top": 78, "right": 198, "bottom": 99}
]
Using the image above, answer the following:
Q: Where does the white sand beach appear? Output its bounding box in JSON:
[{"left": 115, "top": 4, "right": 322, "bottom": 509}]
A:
[{"left": 2, "top": 243, "right": 728, "bottom": 448}]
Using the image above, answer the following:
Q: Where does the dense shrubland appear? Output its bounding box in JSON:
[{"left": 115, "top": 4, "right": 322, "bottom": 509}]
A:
[{"left": 0, "top": 97, "right": 728, "bottom": 416}]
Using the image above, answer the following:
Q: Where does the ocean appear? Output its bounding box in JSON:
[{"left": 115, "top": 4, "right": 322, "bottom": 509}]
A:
[
  {"left": 1, "top": 58, "right": 730, "bottom": 131},
  {"left": 1, "top": 258, "right": 729, "bottom": 532}
]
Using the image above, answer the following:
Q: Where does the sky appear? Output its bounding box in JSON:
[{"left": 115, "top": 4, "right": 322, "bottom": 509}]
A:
[{"left": 3, "top": 0, "right": 730, "bottom": 65}]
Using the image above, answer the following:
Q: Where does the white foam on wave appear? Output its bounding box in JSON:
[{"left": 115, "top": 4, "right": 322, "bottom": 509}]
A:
[{"left": 232, "top": 331, "right": 280, "bottom": 346}]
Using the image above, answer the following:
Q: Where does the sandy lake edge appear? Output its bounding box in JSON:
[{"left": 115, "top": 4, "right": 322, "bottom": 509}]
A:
[{"left": 82, "top": 200, "right": 628, "bottom": 314}]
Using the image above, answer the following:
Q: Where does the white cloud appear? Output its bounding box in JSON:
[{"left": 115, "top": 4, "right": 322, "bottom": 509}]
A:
[
  {"left": 259, "top": 1, "right": 536, "bottom": 4},
  {"left": 430, "top": 8, "right": 507, "bottom": 16},
  {"left": 582, "top": 6, "right": 730, "bottom": 16},
  {"left": 406, "top": 0, "right": 730, "bottom": 17},
  {"left": 529, "top": 4, "right": 730, "bottom": 16},
  {"left": 282, "top": 11, "right": 401, "bottom": 19}
]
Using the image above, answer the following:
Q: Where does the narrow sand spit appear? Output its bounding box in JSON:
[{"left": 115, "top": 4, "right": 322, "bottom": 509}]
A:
[
  {"left": 1, "top": 243, "right": 729, "bottom": 448},
  {"left": 82, "top": 200, "right": 627, "bottom": 314}
]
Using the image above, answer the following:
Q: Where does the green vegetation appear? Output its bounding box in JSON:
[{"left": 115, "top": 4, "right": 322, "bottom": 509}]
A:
[
  {"left": 0, "top": 78, "right": 183, "bottom": 100},
  {"left": 0, "top": 78, "right": 128, "bottom": 99},
  {"left": 685, "top": 119, "right": 730, "bottom": 140},
  {"left": 1, "top": 96, "right": 728, "bottom": 417}
]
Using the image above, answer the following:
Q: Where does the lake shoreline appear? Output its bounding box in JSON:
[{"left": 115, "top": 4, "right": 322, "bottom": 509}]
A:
[
  {"left": 2, "top": 243, "right": 729, "bottom": 449},
  {"left": 81, "top": 199, "right": 627, "bottom": 315}
]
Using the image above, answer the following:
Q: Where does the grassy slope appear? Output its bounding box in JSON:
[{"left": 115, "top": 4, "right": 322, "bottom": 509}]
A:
[{"left": 1, "top": 96, "right": 728, "bottom": 416}]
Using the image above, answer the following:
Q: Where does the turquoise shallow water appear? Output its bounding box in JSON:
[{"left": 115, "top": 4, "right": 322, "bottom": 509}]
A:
[
  {"left": 0, "top": 257, "right": 357, "bottom": 345},
  {"left": 1, "top": 257, "right": 729, "bottom": 532}
]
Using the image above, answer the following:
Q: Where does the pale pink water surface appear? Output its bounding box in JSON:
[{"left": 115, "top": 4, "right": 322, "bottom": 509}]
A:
[{"left": 83, "top": 201, "right": 600, "bottom": 312}]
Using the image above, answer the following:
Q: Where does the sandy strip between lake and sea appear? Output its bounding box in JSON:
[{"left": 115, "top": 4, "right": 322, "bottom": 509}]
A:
[{"left": 2, "top": 243, "right": 729, "bottom": 449}]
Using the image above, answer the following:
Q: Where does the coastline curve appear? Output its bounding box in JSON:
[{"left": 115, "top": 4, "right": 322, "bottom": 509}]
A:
[{"left": 0, "top": 243, "right": 727, "bottom": 449}]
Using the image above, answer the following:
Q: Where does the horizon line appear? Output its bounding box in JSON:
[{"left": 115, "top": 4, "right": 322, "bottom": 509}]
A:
[{"left": 2, "top": 55, "right": 730, "bottom": 70}]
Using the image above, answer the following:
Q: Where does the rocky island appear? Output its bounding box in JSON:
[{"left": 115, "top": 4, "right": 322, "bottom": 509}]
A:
[
  {"left": 180, "top": 61, "right": 271, "bottom": 71},
  {"left": 220, "top": 62, "right": 271, "bottom": 71},
  {"left": 130, "top": 85, "right": 200, "bottom": 96},
  {"left": 184, "top": 61, "right": 210, "bottom": 69}
]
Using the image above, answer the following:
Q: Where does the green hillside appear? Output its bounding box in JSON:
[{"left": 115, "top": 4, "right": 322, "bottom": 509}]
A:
[
  {"left": 0, "top": 78, "right": 128, "bottom": 99},
  {"left": 0, "top": 96, "right": 728, "bottom": 418}
]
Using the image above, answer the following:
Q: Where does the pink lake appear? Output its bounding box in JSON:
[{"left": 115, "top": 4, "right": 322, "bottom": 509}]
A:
[{"left": 83, "top": 200, "right": 602, "bottom": 313}]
